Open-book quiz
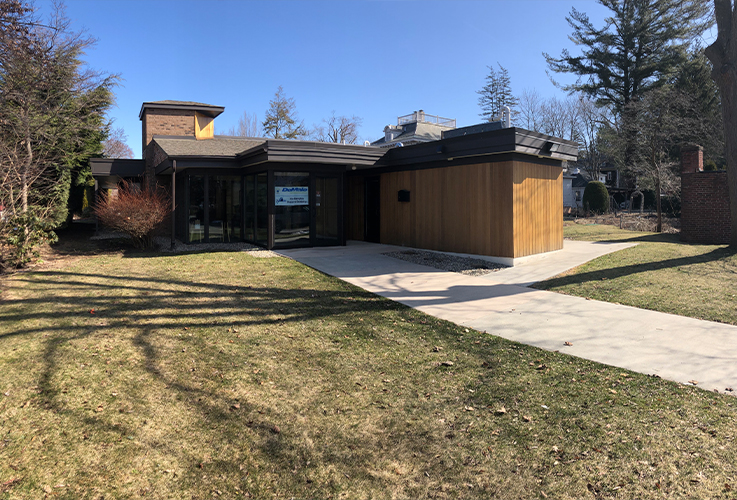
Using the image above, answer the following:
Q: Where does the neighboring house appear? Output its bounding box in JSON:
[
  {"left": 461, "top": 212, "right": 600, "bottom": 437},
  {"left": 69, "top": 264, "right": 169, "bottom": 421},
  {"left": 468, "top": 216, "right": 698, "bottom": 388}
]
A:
[
  {"left": 92, "top": 100, "right": 577, "bottom": 263},
  {"left": 599, "top": 163, "right": 637, "bottom": 206},
  {"left": 572, "top": 172, "right": 589, "bottom": 209},
  {"left": 563, "top": 167, "right": 589, "bottom": 211},
  {"left": 563, "top": 170, "right": 575, "bottom": 208},
  {"left": 600, "top": 164, "right": 620, "bottom": 188},
  {"left": 371, "top": 110, "right": 457, "bottom": 148}
]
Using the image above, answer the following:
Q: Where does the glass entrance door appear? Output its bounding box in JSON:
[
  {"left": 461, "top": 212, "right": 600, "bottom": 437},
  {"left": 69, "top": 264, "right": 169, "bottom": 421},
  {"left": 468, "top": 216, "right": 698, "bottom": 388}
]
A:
[
  {"left": 274, "top": 172, "right": 310, "bottom": 248},
  {"left": 314, "top": 175, "right": 340, "bottom": 245}
]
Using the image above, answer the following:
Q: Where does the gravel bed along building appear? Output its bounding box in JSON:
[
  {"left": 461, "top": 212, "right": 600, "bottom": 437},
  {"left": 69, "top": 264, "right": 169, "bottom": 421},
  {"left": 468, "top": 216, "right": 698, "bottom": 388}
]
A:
[
  {"left": 153, "top": 237, "right": 278, "bottom": 257},
  {"left": 92, "top": 232, "right": 278, "bottom": 257},
  {"left": 382, "top": 249, "right": 507, "bottom": 276}
]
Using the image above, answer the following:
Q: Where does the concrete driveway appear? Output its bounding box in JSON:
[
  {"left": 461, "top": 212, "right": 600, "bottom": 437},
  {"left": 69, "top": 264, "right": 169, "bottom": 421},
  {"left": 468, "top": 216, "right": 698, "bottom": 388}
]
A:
[{"left": 275, "top": 240, "right": 737, "bottom": 394}]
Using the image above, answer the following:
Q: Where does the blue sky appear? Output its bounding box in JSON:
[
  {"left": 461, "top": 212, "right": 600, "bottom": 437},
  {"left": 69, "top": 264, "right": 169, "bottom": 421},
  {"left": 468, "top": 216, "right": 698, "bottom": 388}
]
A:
[{"left": 43, "top": 0, "right": 619, "bottom": 158}]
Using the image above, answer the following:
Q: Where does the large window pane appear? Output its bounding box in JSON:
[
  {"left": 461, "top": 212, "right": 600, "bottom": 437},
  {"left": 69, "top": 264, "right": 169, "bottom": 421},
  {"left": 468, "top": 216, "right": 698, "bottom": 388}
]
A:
[
  {"left": 244, "top": 175, "right": 255, "bottom": 242},
  {"left": 208, "top": 176, "right": 241, "bottom": 243},
  {"left": 188, "top": 175, "right": 205, "bottom": 243},
  {"left": 274, "top": 172, "right": 310, "bottom": 247},
  {"left": 256, "top": 173, "right": 268, "bottom": 246}
]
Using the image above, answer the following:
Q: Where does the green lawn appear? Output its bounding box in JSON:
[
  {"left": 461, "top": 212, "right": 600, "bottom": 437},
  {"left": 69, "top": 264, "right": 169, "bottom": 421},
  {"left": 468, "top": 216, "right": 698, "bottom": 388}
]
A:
[
  {"left": 535, "top": 223, "right": 737, "bottom": 325},
  {"left": 1, "top": 244, "right": 737, "bottom": 499}
]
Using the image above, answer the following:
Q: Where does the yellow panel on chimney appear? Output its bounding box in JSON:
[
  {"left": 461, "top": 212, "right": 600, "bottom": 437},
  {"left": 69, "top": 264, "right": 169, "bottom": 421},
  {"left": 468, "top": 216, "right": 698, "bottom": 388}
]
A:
[{"left": 195, "top": 112, "right": 214, "bottom": 140}]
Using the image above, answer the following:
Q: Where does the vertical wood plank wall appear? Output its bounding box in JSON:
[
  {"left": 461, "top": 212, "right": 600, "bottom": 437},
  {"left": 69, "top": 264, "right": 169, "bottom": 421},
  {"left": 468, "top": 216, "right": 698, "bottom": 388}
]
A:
[
  {"left": 346, "top": 176, "right": 365, "bottom": 241},
  {"left": 379, "top": 162, "right": 515, "bottom": 257},
  {"left": 512, "top": 162, "right": 563, "bottom": 257},
  {"left": 369, "top": 160, "right": 563, "bottom": 258}
]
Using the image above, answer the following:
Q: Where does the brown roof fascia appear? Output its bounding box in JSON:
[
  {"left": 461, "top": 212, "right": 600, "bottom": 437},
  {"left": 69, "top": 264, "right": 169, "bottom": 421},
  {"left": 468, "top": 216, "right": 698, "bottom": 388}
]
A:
[
  {"left": 236, "top": 140, "right": 386, "bottom": 168},
  {"left": 91, "top": 158, "right": 146, "bottom": 177},
  {"left": 377, "top": 127, "right": 578, "bottom": 169},
  {"left": 138, "top": 101, "right": 225, "bottom": 120}
]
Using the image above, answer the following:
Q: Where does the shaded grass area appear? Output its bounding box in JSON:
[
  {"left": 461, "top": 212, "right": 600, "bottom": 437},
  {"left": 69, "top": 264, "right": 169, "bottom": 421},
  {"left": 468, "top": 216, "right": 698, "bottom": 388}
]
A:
[
  {"left": 535, "top": 224, "right": 737, "bottom": 325},
  {"left": 1, "top": 249, "right": 737, "bottom": 499}
]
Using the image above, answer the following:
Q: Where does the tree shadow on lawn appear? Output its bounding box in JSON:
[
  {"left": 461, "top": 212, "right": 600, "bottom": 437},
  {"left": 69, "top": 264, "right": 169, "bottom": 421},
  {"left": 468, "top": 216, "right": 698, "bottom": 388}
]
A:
[
  {"left": 570, "top": 231, "right": 679, "bottom": 244},
  {"left": 536, "top": 245, "right": 737, "bottom": 290},
  {"left": 1, "top": 266, "right": 531, "bottom": 497}
]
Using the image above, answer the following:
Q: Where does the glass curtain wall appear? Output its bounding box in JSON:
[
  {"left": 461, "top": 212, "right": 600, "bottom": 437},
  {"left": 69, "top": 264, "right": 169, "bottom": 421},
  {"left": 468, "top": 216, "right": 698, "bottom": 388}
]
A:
[
  {"left": 208, "top": 176, "right": 241, "bottom": 243},
  {"left": 188, "top": 175, "right": 205, "bottom": 243},
  {"left": 244, "top": 175, "right": 255, "bottom": 242},
  {"left": 187, "top": 171, "right": 340, "bottom": 248},
  {"left": 274, "top": 172, "right": 310, "bottom": 247},
  {"left": 256, "top": 173, "right": 268, "bottom": 246}
]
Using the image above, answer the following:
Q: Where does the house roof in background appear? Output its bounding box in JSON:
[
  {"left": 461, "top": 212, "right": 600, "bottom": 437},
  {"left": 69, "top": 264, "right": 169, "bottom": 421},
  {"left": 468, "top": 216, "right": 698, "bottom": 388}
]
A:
[
  {"left": 572, "top": 173, "right": 589, "bottom": 188},
  {"left": 372, "top": 122, "right": 454, "bottom": 147}
]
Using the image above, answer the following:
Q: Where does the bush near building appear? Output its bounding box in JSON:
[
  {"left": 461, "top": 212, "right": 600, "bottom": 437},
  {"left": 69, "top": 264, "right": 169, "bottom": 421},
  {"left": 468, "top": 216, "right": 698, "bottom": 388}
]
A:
[
  {"left": 583, "top": 181, "right": 609, "bottom": 214},
  {"left": 94, "top": 182, "right": 170, "bottom": 249}
]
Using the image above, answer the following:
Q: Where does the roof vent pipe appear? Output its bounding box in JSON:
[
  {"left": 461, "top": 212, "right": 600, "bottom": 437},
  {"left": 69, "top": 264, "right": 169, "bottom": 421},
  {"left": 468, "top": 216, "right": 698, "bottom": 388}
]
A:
[
  {"left": 502, "top": 106, "right": 511, "bottom": 128},
  {"left": 364, "top": 140, "right": 370, "bottom": 147}
]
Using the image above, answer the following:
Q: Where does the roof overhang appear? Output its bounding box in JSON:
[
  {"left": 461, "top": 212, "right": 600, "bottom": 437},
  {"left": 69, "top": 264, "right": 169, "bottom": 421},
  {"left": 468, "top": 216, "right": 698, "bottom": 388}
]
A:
[
  {"left": 90, "top": 158, "right": 146, "bottom": 177},
  {"left": 139, "top": 102, "right": 225, "bottom": 120},
  {"left": 237, "top": 140, "right": 387, "bottom": 168},
  {"left": 374, "top": 127, "right": 578, "bottom": 170}
]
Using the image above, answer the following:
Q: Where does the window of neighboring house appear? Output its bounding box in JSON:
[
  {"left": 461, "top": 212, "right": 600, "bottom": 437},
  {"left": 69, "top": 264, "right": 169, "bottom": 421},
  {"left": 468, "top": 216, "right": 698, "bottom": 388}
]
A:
[{"left": 606, "top": 172, "right": 613, "bottom": 181}]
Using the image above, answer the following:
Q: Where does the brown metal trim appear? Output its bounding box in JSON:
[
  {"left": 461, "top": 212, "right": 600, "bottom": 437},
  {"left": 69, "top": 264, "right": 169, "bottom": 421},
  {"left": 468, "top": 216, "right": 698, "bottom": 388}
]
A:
[{"left": 351, "top": 151, "right": 564, "bottom": 176}]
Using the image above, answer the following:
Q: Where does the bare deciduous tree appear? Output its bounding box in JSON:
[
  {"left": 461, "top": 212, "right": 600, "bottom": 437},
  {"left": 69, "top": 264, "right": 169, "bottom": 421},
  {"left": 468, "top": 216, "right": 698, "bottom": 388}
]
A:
[
  {"left": 518, "top": 89, "right": 544, "bottom": 132},
  {"left": 517, "top": 90, "right": 609, "bottom": 179},
  {"left": 310, "top": 112, "right": 362, "bottom": 144},
  {"left": 102, "top": 127, "right": 134, "bottom": 159},
  {"left": 227, "top": 111, "right": 261, "bottom": 138},
  {"left": 623, "top": 88, "right": 695, "bottom": 232}
]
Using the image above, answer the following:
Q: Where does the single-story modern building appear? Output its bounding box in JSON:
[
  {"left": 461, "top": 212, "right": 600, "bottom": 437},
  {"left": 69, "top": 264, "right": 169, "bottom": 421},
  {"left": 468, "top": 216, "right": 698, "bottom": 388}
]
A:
[{"left": 91, "top": 100, "right": 577, "bottom": 262}]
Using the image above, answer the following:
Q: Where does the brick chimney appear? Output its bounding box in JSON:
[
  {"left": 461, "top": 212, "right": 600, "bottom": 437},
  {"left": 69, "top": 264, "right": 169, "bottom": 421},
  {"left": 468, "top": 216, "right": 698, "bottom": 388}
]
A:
[
  {"left": 681, "top": 144, "right": 703, "bottom": 174},
  {"left": 139, "top": 101, "right": 224, "bottom": 158}
]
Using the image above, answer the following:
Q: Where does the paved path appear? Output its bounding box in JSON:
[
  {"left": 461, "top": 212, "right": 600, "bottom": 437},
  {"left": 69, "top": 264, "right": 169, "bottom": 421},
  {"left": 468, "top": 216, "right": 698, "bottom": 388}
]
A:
[{"left": 276, "top": 241, "right": 737, "bottom": 394}]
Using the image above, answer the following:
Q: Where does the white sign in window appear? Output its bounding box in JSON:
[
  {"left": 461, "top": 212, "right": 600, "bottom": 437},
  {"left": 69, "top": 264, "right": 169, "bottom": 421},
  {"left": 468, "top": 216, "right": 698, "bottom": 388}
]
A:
[{"left": 275, "top": 186, "right": 309, "bottom": 206}]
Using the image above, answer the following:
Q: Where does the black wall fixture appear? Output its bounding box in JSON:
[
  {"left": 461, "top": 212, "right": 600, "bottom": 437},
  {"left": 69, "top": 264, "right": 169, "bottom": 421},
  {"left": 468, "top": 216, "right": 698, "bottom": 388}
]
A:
[{"left": 398, "top": 189, "right": 410, "bottom": 202}]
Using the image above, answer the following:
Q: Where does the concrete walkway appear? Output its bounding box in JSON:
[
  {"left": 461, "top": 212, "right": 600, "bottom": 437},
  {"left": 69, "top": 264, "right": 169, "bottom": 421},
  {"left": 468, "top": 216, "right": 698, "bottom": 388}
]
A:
[{"left": 276, "top": 241, "right": 737, "bottom": 394}]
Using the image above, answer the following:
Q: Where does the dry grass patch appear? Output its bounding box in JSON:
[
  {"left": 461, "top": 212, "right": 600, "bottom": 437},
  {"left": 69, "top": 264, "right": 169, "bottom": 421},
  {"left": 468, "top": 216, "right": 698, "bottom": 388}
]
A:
[{"left": 1, "top": 247, "right": 737, "bottom": 498}]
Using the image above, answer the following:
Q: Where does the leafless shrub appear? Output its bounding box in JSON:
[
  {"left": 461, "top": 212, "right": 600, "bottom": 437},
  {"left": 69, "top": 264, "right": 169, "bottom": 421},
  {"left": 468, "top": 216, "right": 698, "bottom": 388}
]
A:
[{"left": 94, "top": 181, "right": 170, "bottom": 249}]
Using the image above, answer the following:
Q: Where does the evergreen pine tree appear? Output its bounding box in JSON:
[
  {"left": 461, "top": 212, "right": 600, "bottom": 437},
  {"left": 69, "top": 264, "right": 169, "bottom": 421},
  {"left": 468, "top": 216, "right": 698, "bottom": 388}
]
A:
[
  {"left": 477, "top": 63, "right": 518, "bottom": 122},
  {"left": 262, "top": 86, "right": 306, "bottom": 139}
]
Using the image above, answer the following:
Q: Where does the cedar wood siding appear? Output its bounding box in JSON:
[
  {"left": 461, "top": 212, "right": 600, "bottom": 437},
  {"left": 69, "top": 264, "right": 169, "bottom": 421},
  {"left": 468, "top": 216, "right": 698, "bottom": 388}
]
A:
[
  {"left": 349, "top": 160, "right": 562, "bottom": 258},
  {"left": 378, "top": 161, "right": 515, "bottom": 258},
  {"left": 512, "top": 161, "right": 563, "bottom": 258}
]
